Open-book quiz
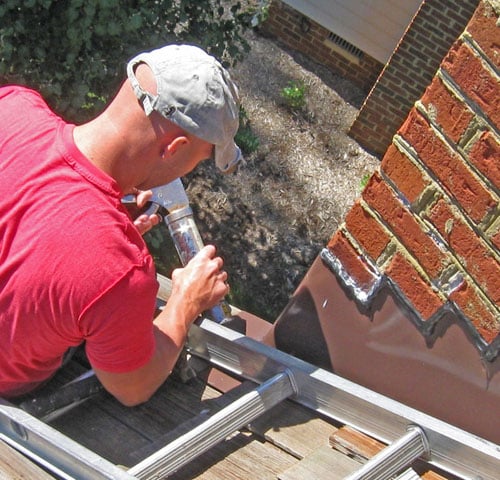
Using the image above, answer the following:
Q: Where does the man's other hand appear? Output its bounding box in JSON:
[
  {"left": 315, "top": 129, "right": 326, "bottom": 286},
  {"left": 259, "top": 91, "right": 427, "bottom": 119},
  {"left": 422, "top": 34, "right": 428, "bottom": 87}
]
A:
[{"left": 130, "top": 189, "right": 160, "bottom": 235}]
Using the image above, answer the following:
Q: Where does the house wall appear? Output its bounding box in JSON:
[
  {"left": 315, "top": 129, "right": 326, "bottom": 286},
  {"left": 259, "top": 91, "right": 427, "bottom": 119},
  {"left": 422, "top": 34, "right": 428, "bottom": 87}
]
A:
[
  {"left": 349, "top": 0, "right": 480, "bottom": 155},
  {"left": 278, "top": 0, "right": 423, "bottom": 64},
  {"left": 328, "top": 0, "right": 500, "bottom": 359},
  {"left": 262, "top": 0, "right": 384, "bottom": 92}
]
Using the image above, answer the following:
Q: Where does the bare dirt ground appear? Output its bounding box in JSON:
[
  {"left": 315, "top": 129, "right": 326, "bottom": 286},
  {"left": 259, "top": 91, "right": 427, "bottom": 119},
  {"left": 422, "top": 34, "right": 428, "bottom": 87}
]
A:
[{"left": 163, "top": 30, "right": 380, "bottom": 321}]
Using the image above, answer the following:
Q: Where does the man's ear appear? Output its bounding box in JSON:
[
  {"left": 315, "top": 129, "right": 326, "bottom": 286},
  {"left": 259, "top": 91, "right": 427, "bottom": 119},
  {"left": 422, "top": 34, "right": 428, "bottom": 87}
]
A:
[{"left": 165, "top": 135, "right": 189, "bottom": 157}]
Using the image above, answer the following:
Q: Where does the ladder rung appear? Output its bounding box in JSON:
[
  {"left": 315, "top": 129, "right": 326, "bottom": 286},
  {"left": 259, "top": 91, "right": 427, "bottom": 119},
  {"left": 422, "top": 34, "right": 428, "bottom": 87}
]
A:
[
  {"left": 344, "top": 426, "right": 429, "bottom": 480},
  {"left": 128, "top": 369, "right": 296, "bottom": 479}
]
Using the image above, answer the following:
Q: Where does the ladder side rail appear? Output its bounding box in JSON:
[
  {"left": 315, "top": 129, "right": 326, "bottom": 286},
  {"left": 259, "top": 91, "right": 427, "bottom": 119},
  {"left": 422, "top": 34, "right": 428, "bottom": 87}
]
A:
[
  {"left": 128, "top": 370, "right": 296, "bottom": 479},
  {"left": 0, "top": 399, "right": 137, "bottom": 480},
  {"left": 187, "top": 319, "right": 500, "bottom": 480}
]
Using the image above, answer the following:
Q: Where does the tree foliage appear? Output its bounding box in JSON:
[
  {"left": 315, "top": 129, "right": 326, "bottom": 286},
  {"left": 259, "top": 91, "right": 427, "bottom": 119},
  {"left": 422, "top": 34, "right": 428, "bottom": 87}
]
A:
[{"left": 0, "top": 0, "right": 257, "bottom": 121}]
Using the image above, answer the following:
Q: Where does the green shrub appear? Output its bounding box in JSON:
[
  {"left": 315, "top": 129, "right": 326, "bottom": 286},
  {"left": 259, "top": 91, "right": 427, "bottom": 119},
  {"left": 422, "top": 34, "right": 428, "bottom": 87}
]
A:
[
  {"left": 250, "top": 0, "right": 270, "bottom": 27},
  {"left": 235, "top": 106, "right": 260, "bottom": 154},
  {"left": 280, "top": 80, "right": 307, "bottom": 111},
  {"left": 0, "top": 0, "right": 254, "bottom": 121}
]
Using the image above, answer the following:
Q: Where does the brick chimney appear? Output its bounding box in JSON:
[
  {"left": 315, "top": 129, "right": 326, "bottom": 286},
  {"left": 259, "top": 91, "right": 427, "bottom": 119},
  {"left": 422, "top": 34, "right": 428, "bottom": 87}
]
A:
[{"left": 329, "top": 0, "right": 499, "bottom": 361}]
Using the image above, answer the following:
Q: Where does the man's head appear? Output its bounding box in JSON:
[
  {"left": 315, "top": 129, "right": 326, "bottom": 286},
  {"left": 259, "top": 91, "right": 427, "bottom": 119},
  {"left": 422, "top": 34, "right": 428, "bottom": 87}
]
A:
[{"left": 127, "top": 44, "right": 242, "bottom": 174}]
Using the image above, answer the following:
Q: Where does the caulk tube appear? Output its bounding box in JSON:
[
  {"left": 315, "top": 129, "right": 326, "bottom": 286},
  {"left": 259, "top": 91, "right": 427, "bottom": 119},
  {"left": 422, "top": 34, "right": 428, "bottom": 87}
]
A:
[{"left": 165, "top": 206, "right": 232, "bottom": 323}]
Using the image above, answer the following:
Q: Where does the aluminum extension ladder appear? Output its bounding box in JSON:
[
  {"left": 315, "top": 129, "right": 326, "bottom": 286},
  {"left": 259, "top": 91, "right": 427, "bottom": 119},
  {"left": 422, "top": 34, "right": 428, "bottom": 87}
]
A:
[{"left": 1, "top": 308, "right": 499, "bottom": 479}]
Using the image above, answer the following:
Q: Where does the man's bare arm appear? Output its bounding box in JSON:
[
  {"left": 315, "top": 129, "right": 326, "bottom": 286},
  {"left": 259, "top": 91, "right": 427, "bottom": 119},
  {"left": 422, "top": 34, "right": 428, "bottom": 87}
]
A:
[{"left": 93, "top": 245, "right": 228, "bottom": 406}]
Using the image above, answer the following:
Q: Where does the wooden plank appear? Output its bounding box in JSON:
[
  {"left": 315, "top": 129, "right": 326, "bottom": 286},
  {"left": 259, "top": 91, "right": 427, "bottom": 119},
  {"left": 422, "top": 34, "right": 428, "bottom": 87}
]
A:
[
  {"left": 48, "top": 374, "right": 220, "bottom": 467},
  {"left": 49, "top": 394, "right": 152, "bottom": 467},
  {"left": 329, "top": 425, "right": 382, "bottom": 462},
  {"left": 128, "top": 380, "right": 256, "bottom": 463},
  {"left": 0, "top": 440, "right": 55, "bottom": 479},
  {"left": 278, "top": 445, "right": 359, "bottom": 480},
  {"left": 96, "top": 373, "right": 217, "bottom": 442},
  {"left": 168, "top": 430, "right": 297, "bottom": 480},
  {"left": 249, "top": 399, "right": 339, "bottom": 459},
  {"left": 422, "top": 472, "right": 453, "bottom": 480}
]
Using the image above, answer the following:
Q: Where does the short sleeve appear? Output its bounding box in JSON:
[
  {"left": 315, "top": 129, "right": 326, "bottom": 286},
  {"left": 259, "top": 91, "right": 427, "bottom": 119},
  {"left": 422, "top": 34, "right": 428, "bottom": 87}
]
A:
[{"left": 80, "top": 263, "right": 159, "bottom": 373}]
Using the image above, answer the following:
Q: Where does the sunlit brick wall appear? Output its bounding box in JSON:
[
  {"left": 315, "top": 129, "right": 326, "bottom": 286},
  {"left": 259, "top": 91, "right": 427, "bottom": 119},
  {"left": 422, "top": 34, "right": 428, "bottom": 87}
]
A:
[
  {"left": 327, "top": 0, "right": 500, "bottom": 360},
  {"left": 349, "top": 0, "right": 479, "bottom": 155}
]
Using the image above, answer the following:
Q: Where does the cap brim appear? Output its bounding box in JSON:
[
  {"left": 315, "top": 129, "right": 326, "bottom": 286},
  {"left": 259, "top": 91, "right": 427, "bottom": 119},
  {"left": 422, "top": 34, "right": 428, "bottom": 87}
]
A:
[{"left": 215, "top": 142, "right": 242, "bottom": 173}]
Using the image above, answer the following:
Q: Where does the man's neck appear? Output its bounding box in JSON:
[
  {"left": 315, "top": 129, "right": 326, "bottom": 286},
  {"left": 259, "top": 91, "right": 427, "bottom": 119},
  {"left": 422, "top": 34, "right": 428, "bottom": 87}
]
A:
[{"left": 74, "top": 106, "right": 151, "bottom": 193}]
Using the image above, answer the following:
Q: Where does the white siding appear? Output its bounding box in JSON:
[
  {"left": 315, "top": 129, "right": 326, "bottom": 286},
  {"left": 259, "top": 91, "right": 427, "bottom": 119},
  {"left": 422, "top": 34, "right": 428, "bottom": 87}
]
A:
[{"left": 282, "top": 0, "right": 424, "bottom": 63}]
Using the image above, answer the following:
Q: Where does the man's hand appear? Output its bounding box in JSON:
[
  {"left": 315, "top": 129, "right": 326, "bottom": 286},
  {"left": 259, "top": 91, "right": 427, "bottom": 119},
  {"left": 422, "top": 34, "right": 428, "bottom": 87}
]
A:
[
  {"left": 129, "top": 189, "right": 160, "bottom": 235},
  {"left": 170, "top": 245, "right": 229, "bottom": 320},
  {"left": 134, "top": 212, "right": 160, "bottom": 235}
]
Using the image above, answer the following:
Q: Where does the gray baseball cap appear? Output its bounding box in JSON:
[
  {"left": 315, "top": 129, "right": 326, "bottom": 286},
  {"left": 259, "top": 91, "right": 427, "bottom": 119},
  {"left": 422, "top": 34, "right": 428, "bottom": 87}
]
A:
[{"left": 127, "top": 44, "right": 242, "bottom": 173}]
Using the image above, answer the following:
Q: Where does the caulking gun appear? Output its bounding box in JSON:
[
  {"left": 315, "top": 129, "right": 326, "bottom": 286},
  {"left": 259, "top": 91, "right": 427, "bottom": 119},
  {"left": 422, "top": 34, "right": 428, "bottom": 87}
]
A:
[{"left": 129, "top": 178, "right": 233, "bottom": 324}]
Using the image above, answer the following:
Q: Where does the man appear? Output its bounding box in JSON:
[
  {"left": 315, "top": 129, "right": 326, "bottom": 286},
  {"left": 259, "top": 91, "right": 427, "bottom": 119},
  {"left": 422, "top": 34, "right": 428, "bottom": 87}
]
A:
[{"left": 0, "top": 44, "right": 242, "bottom": 406}]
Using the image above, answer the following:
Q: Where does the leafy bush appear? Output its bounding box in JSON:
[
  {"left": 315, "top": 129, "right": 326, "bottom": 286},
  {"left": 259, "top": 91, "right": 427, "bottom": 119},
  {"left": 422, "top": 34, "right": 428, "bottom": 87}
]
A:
[
  {"left": 0, "top": 0, "right": 256, "bottom": 121},
  {"left": 280, "top": 80, "right": 307, "bottom": 111},
  {"left": 235, "top": 106, "right": 260, "bottom": 154}
]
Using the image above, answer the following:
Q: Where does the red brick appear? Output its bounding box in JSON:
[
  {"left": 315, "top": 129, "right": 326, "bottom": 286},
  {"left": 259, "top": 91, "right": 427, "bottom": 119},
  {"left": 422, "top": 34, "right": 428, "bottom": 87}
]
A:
[
  {"left": 399, "top": 110, "right": 496, "bottom": 222},
  {"left": 420, "top": 77, "right": 473, "bottom": 143},
  {"left": 429, "top": 200, "right": 500, "bottom": 303},
  {"left": 327, "top": 231, "right": 379, "bottom": 293},
  {"left": 442, "top": 41, "right": 500, "bottom": 128},
  {"left": 385, "top": 252, "right": 444, "bottom": 320},
  {"left": 466, "top": 0, "right": 500, "bottom": 70},
  {"left": 363, "top": 173, "right": 448, "bottom": 278},
  {"left": 381, "top": 144, "right": 428, "bottom": 204},
  {"left": 344, "top": 201, "right": 391, "bottom": 260},
  {"left": 450, "top": 280, "right": 499, "bottom": 344},
  {"left": 492, "top": 229, "right": 500, "bottom": 251},
  {"left": 468, "top": 131, "right": 500, "bottom": 189}
]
